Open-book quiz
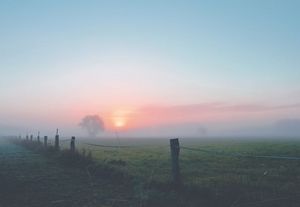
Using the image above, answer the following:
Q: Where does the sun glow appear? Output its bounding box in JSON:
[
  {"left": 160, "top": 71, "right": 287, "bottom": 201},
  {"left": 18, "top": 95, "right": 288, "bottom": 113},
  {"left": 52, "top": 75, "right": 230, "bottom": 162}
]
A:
[
  {"left": 114, "top": 118, "right": 126, "bottom": 128},
  {"left": 111, "top": 109, "right": 133, "bottom": 129}
]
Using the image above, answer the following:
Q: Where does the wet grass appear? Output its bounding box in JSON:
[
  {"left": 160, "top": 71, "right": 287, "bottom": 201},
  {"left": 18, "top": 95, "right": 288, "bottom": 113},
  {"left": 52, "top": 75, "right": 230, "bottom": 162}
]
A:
[
  {"left": 5, "top": 137, "right": 300, "bottom": 206},
  {"left": 71, "top": 137, "right": 300, "bottom": 206}
]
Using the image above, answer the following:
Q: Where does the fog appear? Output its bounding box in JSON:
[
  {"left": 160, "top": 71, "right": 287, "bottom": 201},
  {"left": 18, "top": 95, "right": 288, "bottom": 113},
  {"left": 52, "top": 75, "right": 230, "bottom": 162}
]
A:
[{"left": 2, "top": 118, "right": 300, "bottom": 139}]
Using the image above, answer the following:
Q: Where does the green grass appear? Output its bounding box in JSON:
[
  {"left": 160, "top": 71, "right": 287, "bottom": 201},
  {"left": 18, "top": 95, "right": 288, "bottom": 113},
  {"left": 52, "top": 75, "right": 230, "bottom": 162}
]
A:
[
  {"left": 1, "top": 138, "right": 137, "bottom": 207},
  {"left": 11, "top": 137, "right": 300, "bottom": 206},
  {"left": 65, "top": 138, "right": 300, "bottom": 181},
  {"left": 71, "top": 138, "right": 300, "bottom": 206}
]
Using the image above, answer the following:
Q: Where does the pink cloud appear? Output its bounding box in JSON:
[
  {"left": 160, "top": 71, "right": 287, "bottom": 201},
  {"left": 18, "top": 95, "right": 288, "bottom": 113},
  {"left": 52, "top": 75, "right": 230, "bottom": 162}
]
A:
[{"left": 130, "top": 102, "right": 300, "bottom": 128}]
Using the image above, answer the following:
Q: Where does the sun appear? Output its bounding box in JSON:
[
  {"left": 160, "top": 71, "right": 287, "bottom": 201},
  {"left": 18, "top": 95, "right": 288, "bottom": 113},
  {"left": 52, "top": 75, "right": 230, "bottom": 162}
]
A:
[
  {"left": 111, "top": 109, "right": 132, "bottom": 129},
  {"left": 114, "top": 118, "right": 126, "bottom": 128}
]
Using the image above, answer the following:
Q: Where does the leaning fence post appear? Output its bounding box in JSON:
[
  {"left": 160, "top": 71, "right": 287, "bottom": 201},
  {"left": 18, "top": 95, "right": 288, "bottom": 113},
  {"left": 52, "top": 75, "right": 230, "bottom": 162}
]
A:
[
  {"left": 170, "top": 138, "right": 181, "bottom": 185},
  {"left": 44, "top": 136, "right": 48, "bottom": 147},
  {"left": 37, "top": 131, "right": 40, "bottom": 144},
  {"left": 70, "top": 136, "right": 75, "bottom": 152},
  {"left": 55, "top": 129, "right": 59, "bottom": 150}
]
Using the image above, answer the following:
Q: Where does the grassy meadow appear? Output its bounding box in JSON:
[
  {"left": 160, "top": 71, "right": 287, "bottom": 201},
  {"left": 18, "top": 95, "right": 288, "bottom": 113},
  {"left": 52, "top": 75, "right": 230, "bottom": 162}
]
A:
[
  {"left": 6, "top": 136, "right": 300, "bottom": 207},
  {"left": 56, "top": 137, "right": 300, "bottom": 206}
]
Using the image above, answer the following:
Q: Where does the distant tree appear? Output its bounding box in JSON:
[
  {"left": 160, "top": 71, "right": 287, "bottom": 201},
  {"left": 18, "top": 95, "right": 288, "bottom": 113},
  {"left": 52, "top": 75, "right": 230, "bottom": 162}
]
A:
[
  {"left": 79, "top": 115, "right": 105, "bottom": 137},
  {"left": 197, "top": 126, "right": 207, "bottom": 136}
]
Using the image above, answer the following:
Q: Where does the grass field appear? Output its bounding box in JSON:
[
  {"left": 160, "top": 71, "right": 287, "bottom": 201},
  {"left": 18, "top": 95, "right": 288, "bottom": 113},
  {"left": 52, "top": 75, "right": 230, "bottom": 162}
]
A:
[
  {"left": 58, "top": 137, "right": 300, "bottom": 206},
  {"left": 0, "top": 138, "right": 138, "bottom": 207},
  {"left": 4, "top": 136, "right": 300, "bottom": 207}
]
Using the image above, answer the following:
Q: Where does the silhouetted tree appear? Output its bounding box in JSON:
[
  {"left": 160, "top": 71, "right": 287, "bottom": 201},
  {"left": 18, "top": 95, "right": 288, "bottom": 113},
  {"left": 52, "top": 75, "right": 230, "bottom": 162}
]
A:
[{"left": 79, "top": 115, "right": 105, "bottom": 137}]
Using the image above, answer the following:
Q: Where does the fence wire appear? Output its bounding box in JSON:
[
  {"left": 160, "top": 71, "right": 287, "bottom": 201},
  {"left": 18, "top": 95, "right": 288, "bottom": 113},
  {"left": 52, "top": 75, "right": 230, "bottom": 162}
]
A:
[
  {"left": 60, "top": 138, "right": 71, "bottom": 142},
  {"left": 79, "top": 142, "right": 135, "bottom": 148},
  {"left": 180, "top": 146, "right": 300, "bottom": 160},
  {"left": 25, "top": 136, "right": 300, "bottom": 161}
]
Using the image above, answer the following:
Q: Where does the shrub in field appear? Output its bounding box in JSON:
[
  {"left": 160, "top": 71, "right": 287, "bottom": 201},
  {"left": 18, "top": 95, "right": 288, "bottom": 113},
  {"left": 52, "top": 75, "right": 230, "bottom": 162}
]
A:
[{"left": 57, "top": 149, "right": 94, "bottom": 167}]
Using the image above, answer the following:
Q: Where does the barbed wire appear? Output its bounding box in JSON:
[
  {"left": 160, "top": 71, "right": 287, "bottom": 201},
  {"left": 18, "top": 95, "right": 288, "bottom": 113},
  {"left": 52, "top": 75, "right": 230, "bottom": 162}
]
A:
[
  {"left": 60, "top": 138, "right": 71, "bottom": 142},
  {"left": 79, "top": 142, "right": 134, "bottom": 148},
  {"left": 181, "top": 146, "right": 300, "bottom": 160},
  {"left": 18, "top": 137, "right": 300, "bottom": 161},
  {"left": 76, "top": 140, "right": 169, "bottom": 149}
]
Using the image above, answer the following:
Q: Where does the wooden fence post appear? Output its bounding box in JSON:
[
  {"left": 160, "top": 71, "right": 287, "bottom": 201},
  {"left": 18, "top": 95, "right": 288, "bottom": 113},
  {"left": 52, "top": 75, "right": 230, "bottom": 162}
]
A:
[
  {"left": 26, "top": 135, "right": 29, "bottom": 141},
  {"left": 44, "top": 136, "right": 48, "bottom": 147},
  {"left": 30, "top": 135, "right": 33, "bottom": 141},
  {"left": 37, "top": 131, "right": 40, "bottom": 143},
  {"left": 170, "top": 138, "right": 181, "bottom": 185},
  {"left": 70, "top": 136, "right": 75, "bottom": 152},
  {"left": 55, "top": 129, "right": 59, "bottom": 150}
]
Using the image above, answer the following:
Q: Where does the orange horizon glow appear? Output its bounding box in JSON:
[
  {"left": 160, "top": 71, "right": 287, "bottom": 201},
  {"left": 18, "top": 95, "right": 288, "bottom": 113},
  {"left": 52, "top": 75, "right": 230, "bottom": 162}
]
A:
[
  {"left": 60, "top": 102, "right": 300, "bottom": 133},
  {"left": 108, "top": 109, "right": 134, "bottom": 130}
]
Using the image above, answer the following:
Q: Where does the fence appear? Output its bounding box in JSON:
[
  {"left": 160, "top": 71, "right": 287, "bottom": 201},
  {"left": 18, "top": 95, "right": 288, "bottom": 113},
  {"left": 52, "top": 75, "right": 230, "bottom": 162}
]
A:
[
  {"left": 14, "top": 133, "right": 300, "bottom": 206},
  {"left": 16, "top": 134, "right": 300, "bottom": 185}
]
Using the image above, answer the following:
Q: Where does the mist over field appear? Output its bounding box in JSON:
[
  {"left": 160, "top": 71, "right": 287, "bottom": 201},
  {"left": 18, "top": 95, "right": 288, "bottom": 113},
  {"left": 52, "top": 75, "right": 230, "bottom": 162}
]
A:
[
  {"left": 2, "top": 118, "right": 300, "bottom": 139},
  {"left": 0, "top": 1, "right": 299, "bottom": 206}
]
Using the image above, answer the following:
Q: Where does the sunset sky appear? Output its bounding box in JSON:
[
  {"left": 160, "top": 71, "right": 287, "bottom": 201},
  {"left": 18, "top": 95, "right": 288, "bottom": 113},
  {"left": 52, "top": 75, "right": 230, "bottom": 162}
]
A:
[{"left": 1, "top": 1, "right": 299, "bottom": 137}]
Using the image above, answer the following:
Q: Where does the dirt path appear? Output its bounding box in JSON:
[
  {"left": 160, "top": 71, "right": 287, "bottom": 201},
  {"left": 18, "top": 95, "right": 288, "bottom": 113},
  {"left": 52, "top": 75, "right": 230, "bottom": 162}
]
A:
[{"left": 0, "top": 138, "right": 135, "bottom": 207}]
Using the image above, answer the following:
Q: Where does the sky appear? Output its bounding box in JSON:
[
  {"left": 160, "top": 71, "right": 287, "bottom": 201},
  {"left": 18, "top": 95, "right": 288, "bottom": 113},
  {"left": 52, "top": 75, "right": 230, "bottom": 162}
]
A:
[{"left": 0, "top": 0, "right": 299, "bottom": 137}]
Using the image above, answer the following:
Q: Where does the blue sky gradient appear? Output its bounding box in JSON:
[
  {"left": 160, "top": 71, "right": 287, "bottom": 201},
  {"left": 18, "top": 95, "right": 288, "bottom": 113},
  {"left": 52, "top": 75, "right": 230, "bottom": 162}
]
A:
[{"left": 0, "top": 0, "right": 299, "bottom": 136}]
